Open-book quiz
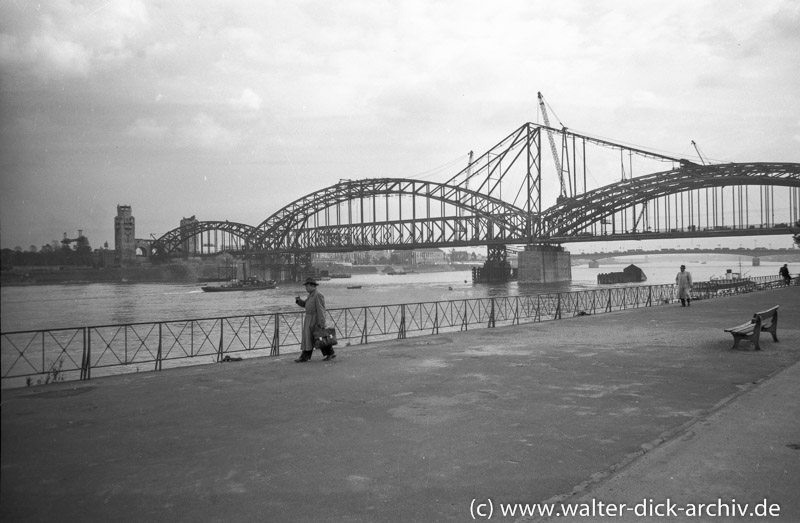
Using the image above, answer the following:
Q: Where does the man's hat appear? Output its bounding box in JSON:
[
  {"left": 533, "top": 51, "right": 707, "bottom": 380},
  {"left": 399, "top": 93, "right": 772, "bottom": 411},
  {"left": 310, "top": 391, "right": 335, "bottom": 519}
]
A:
[{"left": 304, "top": 277, "right": 318, "bottom": 286}]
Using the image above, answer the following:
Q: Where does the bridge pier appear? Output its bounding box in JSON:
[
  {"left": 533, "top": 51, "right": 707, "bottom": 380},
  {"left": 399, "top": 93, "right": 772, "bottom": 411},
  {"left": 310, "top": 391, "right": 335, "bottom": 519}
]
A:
[
  {"left": 472, "top": 245, "right": 517, "bottom": 283},
  {"left": 518, "top": 244, "right": 572, "bottom": 283}
]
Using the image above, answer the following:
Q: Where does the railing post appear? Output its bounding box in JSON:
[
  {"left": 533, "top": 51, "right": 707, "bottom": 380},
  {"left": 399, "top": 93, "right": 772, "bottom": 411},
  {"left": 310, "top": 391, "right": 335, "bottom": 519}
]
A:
[
  {"left": 155, "top": 323, "right": 163, "bottom": 371},
  {"left": 80, "top": 327, "right": 91, "bottom": 381},
  {"left": 271, "top": 314, "right": 280, "bottom": 356},
  {"left": 361, "top": 307, "right": 369, "bottom": 345},
  {"left": 398, "top": 304, "right": 406, "bottom": 339},
  {"left": 488, "top": 298, "right": 496, "bottom": 328},
  {"left": 432, "top": 305, "right": 439, "bottom": 335},
  {"left": 555, "top": 294, "right": 562, "bottom": 320},
  {"left": 216, "top": 320, "right": 224, "bottom": 362}
]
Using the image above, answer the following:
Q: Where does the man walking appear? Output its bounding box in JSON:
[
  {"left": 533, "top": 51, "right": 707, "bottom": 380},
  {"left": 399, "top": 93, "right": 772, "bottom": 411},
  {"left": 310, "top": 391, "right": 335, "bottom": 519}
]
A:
[
  {"left": 294, "top": 277, "right": 335, "bottom": 362},
  {"left": 779, "top": 264, "right": 791, "bottom": 286},
  {"left": 675, "top": 264, "right": 693, "bottom": 307}
]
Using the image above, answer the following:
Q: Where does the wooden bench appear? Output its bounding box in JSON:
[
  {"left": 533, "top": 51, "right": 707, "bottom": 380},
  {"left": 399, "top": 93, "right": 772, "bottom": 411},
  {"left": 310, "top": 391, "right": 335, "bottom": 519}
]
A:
[{"left": 724, "top": 305, "right": 780, "bottom": 350}]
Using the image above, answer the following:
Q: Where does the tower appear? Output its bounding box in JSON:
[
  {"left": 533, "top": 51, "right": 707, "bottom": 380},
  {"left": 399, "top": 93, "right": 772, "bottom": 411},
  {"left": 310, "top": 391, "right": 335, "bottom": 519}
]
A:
[
  {"left": 180, "top": 215, "right": 199, "bottom": 254},
  {"left": 115, "top": 205, "right": 136, "bottom": 266}
]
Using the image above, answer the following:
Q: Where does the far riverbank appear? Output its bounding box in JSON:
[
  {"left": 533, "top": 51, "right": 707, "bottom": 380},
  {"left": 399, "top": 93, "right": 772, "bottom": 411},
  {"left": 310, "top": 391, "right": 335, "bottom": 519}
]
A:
[{"left": 0, "top": 262, "right": 483, "bottom": 287}]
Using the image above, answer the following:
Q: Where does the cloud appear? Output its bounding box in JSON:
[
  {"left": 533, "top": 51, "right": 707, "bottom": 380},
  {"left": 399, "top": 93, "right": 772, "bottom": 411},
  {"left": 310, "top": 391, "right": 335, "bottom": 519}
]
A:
[
  {"left": 126, "top": 118, "right": 169, "bottom": 141},
  {"left": 0, "top": 0, "right": 150, "bottom": 81},
  {"left": 0, "top": 31, "right": 90, "bottom": 78},
  {"left": 628, "top": 91, "right": 662, "bottom": 109},
  {"left": 175, "top": 113, "right": 241, "bottom": 151},
  {"left": 126, "top": 113, "right": 242, "bottom": 152},
  {"left": 230, "top": 88, "right": 263, "bottom": 112},
  {"left": 2, "top": 0, "right": 799, "bottom": 251}
]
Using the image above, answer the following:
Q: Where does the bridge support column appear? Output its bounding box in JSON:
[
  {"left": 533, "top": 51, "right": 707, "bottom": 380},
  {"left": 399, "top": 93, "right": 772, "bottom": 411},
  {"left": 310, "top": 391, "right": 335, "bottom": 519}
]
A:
[
  {"left": 518, "top": 244, "right": 572, "bottom": 283},
  {"left": 472, "top": 245, "right": 516, "bottom": 283}
]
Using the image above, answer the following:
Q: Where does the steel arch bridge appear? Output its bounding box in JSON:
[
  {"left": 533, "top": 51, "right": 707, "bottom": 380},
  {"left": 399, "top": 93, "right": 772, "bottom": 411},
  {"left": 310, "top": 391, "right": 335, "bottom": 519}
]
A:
[
  {"left": 152, "top": 220, "right": 256, "bottom": 256},
  {"left": 151, "top": 123, "right": 800, "bottom": 256},
  {"left": 248, "top": 178, "right": 531, "bottom": 252},
  {"left": 541, "top": 162, "right": 800, "bottom": 240}
]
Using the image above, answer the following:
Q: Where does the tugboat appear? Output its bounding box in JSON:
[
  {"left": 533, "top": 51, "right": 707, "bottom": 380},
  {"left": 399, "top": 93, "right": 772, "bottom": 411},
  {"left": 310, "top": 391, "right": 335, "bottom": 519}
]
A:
[{"left": 201, "top": 277, "right": 277, "bottom": 292}]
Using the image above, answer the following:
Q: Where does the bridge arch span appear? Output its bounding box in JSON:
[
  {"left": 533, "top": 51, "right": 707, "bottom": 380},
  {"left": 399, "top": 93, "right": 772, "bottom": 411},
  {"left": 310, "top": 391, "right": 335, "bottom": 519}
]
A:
[
  {"left": 153, "top": 220, "right": 257, "bottom": 255},
  {"left": 540, "top": 162, "right": 800, "bottom": 238},
  {"left": 249, "top": 178, "right": 531, "bottom": 252}
]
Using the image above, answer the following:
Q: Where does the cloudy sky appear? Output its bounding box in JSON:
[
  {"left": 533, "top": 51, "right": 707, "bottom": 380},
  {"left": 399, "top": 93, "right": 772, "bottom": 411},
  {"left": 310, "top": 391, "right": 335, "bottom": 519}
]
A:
[{"left": 1, "top": 0, "right": 799, "bottom": 251}]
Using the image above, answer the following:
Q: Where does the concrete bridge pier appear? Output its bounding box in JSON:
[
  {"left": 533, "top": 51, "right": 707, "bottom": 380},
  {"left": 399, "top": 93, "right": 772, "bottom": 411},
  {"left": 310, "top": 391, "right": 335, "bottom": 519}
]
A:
[{"left": 518, "top": 243, "right": 572, "bottom": 283}]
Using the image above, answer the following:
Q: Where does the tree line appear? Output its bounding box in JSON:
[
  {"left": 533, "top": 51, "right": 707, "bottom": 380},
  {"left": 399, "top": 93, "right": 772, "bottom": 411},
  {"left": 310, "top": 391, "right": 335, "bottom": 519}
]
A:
[{"left": 1, "top": 235, "right": 99, "bottom": 269}]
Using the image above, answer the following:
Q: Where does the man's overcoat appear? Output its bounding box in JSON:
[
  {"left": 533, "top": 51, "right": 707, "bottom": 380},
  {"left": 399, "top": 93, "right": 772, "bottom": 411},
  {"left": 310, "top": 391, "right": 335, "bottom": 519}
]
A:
[{"left": 297, "top": 289, "right": 326, "bottom": 352}]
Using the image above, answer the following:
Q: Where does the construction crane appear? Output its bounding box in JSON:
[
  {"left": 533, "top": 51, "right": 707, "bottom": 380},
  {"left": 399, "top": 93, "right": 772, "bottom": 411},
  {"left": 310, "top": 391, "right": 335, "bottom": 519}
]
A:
[
  {"left": 537, "top": 92, "right": 568, "bottom": 200},
  {"left": 691, "top": 140, "right": 707, "bottom": 165},
  {"left": 61, "top": 230, "right": 84, "bottom": 246},
  {"left": 61, "top": 230, "right": 89, "bottom": 250}
]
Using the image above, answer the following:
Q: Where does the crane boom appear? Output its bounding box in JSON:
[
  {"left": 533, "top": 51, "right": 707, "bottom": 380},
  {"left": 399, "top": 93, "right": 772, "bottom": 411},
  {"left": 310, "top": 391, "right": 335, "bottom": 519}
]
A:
[
  {"left": 691, "top": 140, "right": 706, "bottom": 165},
  {"left": 537, "top": 91, "right": 568, "bottom": 198}
]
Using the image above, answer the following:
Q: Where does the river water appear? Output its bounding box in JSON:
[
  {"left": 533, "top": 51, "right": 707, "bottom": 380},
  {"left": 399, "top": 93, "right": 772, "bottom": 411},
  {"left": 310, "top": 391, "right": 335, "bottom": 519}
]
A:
[{"left": 1, "top": 255, "right": 788, "bottom": 333}]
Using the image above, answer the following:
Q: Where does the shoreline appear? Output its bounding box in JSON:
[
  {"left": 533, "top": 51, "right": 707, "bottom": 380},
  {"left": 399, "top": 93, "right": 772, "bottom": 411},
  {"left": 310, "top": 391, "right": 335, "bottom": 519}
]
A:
[{"left": 0, "top": 263, "right": 482, "bottom": 287}]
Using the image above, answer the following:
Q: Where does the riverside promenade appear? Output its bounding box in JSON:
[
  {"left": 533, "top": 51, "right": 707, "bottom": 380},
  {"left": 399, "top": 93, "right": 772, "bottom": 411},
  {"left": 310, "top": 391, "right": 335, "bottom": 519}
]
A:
[{"left": 2, "top": 286, "right": 799, "bottom": 522}]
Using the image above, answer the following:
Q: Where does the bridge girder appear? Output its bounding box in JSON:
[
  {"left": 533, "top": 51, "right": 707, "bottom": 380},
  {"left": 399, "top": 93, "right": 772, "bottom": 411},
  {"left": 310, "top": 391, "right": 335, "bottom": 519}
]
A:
[
  {"left": 152, "top": 162, "right": 799, "bottom": 256},
  {"left": 153, "top": 220, "right": 257, "bottom": 255},
  {"left": 248, "top": 178, "right": 531, "bottom": 252},
  {"left": 539, "top": 162, "right": 800, "bottom": 237}
]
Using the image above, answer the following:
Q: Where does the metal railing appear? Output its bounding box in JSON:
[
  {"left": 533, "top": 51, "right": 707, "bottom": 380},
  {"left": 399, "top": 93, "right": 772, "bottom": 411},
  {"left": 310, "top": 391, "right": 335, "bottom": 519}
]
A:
[{"left": 1, "top": 276, "right": 789, "bottom": 388}]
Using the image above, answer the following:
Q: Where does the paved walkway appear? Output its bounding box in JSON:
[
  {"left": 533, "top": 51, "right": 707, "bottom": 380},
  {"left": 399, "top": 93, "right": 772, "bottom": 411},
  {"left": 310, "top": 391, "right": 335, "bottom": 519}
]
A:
[{"left": 2, "top": 286, "right": 799, "bottom": 522}]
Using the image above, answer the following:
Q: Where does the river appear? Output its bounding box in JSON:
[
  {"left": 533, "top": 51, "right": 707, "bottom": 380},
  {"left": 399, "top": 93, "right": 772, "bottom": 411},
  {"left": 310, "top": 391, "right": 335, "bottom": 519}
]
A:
[{"left": 0, "top": 257, "right": 789, "bottom": 333}]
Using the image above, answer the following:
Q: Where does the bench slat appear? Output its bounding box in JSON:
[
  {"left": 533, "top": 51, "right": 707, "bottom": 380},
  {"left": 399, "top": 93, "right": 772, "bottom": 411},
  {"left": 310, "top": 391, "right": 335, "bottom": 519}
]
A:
[
  {"left": 755, "top": 305, "right": 780, "bottom": 317},
  {"left": 725, "top": 321, "right": 755, "bottom": 333}
]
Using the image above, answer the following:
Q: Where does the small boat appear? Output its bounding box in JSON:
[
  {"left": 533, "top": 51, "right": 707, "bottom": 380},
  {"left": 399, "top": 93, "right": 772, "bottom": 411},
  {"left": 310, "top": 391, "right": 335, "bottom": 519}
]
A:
[
  {"left": 201, "top": 277, "right": 277, "bottom": 292},
  {"left": 347, "top": 285, "right": 362, "bottom": 290}
]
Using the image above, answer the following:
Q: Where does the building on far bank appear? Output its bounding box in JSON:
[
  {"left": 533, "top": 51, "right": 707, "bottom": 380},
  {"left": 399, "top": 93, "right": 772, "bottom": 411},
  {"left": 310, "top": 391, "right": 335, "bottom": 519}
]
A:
[
  {"left": 412, "top": 248, "right": 446, "bottom": 265},
  {"left": 114, "top": 205, "right": 136, "bottom": 266},
  {"left": 114, "top": 205, "right": 155, "bottom": 266},
  {"left": 93, "top": 242, "right": 115, "bottom": 268},
  {"left": 388, "top": 248, "right": 447, "bottom": 265}
]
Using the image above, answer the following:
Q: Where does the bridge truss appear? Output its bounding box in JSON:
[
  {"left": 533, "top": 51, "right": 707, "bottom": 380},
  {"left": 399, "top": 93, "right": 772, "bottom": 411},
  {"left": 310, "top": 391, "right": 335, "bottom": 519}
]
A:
[
  {"left": 151, "top": 123, "right": 800, "bottom": 257},
  {"left": 152, "top": 221, "right": 256, "bottom": 256},
  {"left": 542, "top": 162, "right": 800, "bottom": 241}
]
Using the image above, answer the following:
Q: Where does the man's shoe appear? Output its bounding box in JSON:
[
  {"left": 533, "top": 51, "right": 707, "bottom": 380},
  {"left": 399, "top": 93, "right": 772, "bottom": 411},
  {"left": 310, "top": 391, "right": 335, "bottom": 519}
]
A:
[
  {"left": 294, "top": 357, "right": 310, "bottom": 362},
  {"left": 322, "top": 353, "right": 336, "bottom": 361}
]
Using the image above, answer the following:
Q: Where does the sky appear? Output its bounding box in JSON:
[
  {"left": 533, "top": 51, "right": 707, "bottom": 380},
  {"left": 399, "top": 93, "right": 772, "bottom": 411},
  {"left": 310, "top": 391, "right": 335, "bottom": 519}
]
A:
[{"left": 1, "top": 0, "right": 799, "bottom": 252}]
